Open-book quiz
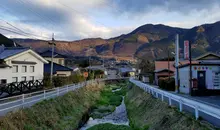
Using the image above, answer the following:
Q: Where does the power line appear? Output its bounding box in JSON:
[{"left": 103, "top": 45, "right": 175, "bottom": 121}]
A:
[
  {"left": 56, "top": 1, "right": 108, "bottom": 28},
  {"left": 0, "top": 19, "right": 50, "bottom": 39}
]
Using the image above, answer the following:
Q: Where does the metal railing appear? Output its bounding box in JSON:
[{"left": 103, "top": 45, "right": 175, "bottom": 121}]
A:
[
  {"left": 0, "top": 80, "right": 97, "bottom": 116},
  {"left": 0, "top": 78, "right": 127, "bottom": 116},
  {"left": 130, "top": 78, "right": 220, "bottom": 126}
]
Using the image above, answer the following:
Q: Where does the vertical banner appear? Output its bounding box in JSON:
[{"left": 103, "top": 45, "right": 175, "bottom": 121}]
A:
[{"left": 184, "top": 40, "right": 189, "bottom": 60}]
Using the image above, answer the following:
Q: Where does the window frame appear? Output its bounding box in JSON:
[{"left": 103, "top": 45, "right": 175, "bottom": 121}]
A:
[
  {"left": 22, "top": 65, "right": 27, "bottom": 73},
  {"left": 30, "top": 66, "right": 35, "bottom": 73},
  {"left": 12, "top": 77, "right": 18, "bottom": 83},
  {"left": 12, "top": 65, "right": 18, "bottom": 73}
]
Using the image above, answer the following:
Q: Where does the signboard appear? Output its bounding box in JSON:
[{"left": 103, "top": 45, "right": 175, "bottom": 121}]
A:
[
  {"left": 184, "top": 40, "right": 189, "bottom": 60},
  {"left": 83, "top": 72, "right": 89, "bottom": 78}
]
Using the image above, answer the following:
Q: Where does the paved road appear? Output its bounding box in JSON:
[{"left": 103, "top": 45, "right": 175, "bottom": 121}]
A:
[
  {"left": 130, "top": 79, "right": 220, "bottom": 128},
  {"left": 0, "top": 84, "right": 82, "bottom": 116}
]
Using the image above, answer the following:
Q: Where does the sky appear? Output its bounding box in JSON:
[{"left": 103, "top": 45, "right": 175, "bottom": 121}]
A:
[{"left": 1, "top": 0, "right": 220, "bottom": 41}]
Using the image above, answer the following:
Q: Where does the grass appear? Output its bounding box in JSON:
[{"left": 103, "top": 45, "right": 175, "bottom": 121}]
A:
[
  {"left": 90, "top": 82, "right": 128, "bottom": 118},
  {"left": 88, "top": 123, "right": 133, "bottom": 130},
  {"left": 0, "top": 82, "right": 104, "bottom": 130},
  {"left": 125, "top": 85, "right": 217, "bottom": 130}
]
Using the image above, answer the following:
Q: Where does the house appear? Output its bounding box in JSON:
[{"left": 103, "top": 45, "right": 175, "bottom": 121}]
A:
[
  {"left": 0, "top": 46, "right": 48, "bottom": 84},
  {"left": 39, "top": 49, "right": 67, "bottom": 66},
  {"left": 44, "top": 61, "right": 73, "bottom": 77},
  {"left": 154, "top": 59, "right": 197, "bottom": 85},
  {"left": 179, "top": 53, "right": 220, "bottom": 95}
]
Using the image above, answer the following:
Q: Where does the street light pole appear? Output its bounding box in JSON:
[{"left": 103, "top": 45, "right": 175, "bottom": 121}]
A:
[
  {"left": 189, "top": 41, "right": 192, "bottom": 95},
  {"left": 175, "top": 34, "right": 179, "bottom": 93}
]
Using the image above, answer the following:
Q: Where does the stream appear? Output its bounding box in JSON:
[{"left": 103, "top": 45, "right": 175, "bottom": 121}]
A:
[{"left": 80, "top": 97, "right": 129, "bottom": 130}]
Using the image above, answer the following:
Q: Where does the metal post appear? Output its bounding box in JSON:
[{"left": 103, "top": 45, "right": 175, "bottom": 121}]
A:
[
  {"left": 169, "top": 97, "right": 172, "bottom": 106},
  {"left": 195, "top": 106, "right": 199, "bottom": 120},
  {"left": 161, "top": 93, "right": 164, "bottom": 101},
  {"left": 156, "top": 92, "right": 158, "bottom": 98},
  {"left": 44, "top": 90, "right": 46, "bottom": 99},
  {"left": 67, "top": 85, "right": 68, "bottom": 92},
  {"left": 179, "top": 100, "right": 183, "bottom": 112},
  {"left": 57, "top": 87, "right": 59, "bottom": 96},
  {"left": 22, "top": 94, "right": 25, "bottom": 108}
]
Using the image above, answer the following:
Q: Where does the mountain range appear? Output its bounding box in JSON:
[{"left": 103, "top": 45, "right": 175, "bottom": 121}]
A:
[{"left": 2, "top": 21, "right": 220, "bottom": 61}]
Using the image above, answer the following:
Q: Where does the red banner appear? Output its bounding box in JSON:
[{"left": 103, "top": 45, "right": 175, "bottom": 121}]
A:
[{"left": 184, "top": 40, "right": 189, "bottom": 60}]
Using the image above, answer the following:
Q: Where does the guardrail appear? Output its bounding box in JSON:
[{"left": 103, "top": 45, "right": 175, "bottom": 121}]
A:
[
  {"left": 0, "top": 77, "right": 128, "bottom": 116},
  {"left": 130, "top": 78, "right": 220, "bottom": 122},
  {"left": 0, "top": 80, "right": 97, "bottom": 116}
]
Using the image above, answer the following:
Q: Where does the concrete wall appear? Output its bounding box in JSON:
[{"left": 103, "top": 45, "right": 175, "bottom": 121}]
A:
[
  {"left": 0, "top": 52, "right": 45, "bottom": 83},
  {"left": 54, "top": 71, "right": 72, "bottom": 77}
]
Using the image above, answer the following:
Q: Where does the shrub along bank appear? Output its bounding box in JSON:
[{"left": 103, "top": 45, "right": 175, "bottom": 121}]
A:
[
  {"left": 125, "top": 84, "right": 216, "bottom": 130},
  {"left": 0, "top": 82, "right": 104, "bottom": 130}
]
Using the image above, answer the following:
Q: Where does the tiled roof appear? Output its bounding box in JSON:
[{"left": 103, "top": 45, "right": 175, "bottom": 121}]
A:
[
  {"left": 44, "top": 61, "right": 73, "bottom": 74},
  {"left": 0, "top": 47, "right": 29, "bottom": 59}
]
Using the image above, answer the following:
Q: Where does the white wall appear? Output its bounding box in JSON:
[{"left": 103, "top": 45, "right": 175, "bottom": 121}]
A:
[
  {"left": 0, "top": 67, "right": 11, "bottom": 83},
  {"left": 1, "top": 52, "right": 45, "bottom": 83},
  {"left": 179, "top": 65, "right": 220, "bottom": 94}
]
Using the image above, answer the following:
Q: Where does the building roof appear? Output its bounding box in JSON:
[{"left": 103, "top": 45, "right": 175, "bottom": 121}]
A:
[
  {"left": 0, "top": 47, "right": 29, "bottom": 59},
  {"left": 155, "top": 60, "right": 198, "bottom": 72},
  {"left": 44, "top": 61, "right": 73, "bottom": 74},
  {"left": 119, "top": 67, "right": 134, "bottom": 73},
  {"left": 40, "top": 50, "right": 67, "bottom": 58},
  {"left": 154, "top": 68, "right": 174, "bottom": 73},
  {"left": 195, "top": 53, "right": 220, "bottom": 60}
]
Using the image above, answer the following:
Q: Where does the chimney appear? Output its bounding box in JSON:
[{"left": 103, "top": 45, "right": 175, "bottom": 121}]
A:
[{"left": 0, "top": 44, "right": 5, "bottom": 54}]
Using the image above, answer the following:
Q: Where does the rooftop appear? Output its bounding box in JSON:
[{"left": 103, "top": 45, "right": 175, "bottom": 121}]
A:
[
  {"left": 44, "top": 61, "right": 73, "bottom": 74},
  {"left": 0, "top": 47, "right": 29, "bottom": 59}
]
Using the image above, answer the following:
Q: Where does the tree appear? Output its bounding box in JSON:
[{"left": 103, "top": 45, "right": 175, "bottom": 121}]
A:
[{"left": 136, "top": 57, "right": 154, "bottom": 73}]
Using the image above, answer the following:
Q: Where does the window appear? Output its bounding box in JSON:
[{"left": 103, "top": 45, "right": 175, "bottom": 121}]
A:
[
  {"left": 30, "top": 76, "right": 34, "bottom": 81},
  {"left": 59, "top": 59, "right": 63, "bottom": 65},
  {"left": 12, "top": 77, "right": 18, "bottom": 83},
  {"left": 22, "top": 66, "right": 27, "bottom": 73},
  {"left": 30, "top": 66, "right": 35, "bottom": 73},
  {"left": 12, "top": 65, "right": 18, "bottom": 73},
  {"left": 0, "top": 79, "right": 7, "bottom": 84},
  {"left": 21, "top": 76, "right": 26, "bottom": 81}
]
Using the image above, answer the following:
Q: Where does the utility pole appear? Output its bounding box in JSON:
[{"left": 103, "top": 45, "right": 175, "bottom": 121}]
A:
[
  {"left": 49, "top": 33, "right": 55, "bottom": 86},
  {"left": 175, "top": 34, "right": 179, "bottom": 93},
  {"left": 189, "top": 41, "right": 192, "bottom": 95},
  {"left": 168, "top": 48, "right": 170, "bottom": 80}
]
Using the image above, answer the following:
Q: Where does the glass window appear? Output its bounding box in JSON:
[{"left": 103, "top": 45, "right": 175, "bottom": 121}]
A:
[
  {"left": 59, "top": 59, "right": 63, "bottom": 65},
  {"left": 30, "top": 66, "right": 35, "bottom": 73},
  {"left": 12, "top": 77, "right": 18, "bottom": 82},
  {"left": 30, "top": 76, "right": 34, "bottom": 81},
  {"left": 22, "top": 66, "right": 27, "bottom": 73},
  {"left": 0, "top": 79, "right": 7, "bottom": 84},
  {"left": 21, "top": 76, "right": 26, "bottom": 81},
  {"left": 12, "top": 65, "right": 18, "bottom": 73}
]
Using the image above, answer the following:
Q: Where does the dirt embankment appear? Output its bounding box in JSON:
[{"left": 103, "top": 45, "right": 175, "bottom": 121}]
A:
[
  {"left": 125, "top": 85, "right": 216, "bottom": 130},
  {"left": 0, "top": 82, "right": 104, "bottom": 130}
]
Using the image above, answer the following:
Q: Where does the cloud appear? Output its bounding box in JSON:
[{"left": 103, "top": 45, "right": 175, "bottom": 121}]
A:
[{"left": 1, "top": 0, "right": 220, "bottom": 41}]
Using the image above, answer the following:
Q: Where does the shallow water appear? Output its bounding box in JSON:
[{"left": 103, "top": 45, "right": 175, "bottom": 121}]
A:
[{"left": 80, "top": 97, "right": 129, "bottom": 130}]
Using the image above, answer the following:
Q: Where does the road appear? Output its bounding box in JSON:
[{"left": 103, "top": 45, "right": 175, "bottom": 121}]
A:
[
  {"left": 0, "top": 84, "right": 82, "bottom": 116},
  {"left": 130, "top": 79, "right": 220, "bottom": 127}
]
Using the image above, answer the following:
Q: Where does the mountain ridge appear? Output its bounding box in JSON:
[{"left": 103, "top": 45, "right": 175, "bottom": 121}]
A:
[{"left": 8, "top": 21, "right": 220, "bottom": 60}]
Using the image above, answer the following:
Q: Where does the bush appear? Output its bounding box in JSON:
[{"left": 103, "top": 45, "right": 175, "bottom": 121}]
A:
[{"left": 158, "top": 78, "right": 175, "bottom": 91}]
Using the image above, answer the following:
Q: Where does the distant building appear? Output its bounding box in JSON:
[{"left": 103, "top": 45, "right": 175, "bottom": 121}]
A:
[
  {"left": 39, "top": 50, "right": 67, "bottom": 66},
  {"left": 0, "top": 46, "right": 48, "bottom": 84},
  {"left": 44, "top": 61, "right": 73, "bottom": 77}
]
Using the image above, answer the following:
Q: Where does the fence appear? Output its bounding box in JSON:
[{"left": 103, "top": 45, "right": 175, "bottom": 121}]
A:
[
  {"left": 0, "top": 80, "right": 96, "bottom": 116},
  {"left": 130, "top": 78, "right": 220, "bottom": 127}
]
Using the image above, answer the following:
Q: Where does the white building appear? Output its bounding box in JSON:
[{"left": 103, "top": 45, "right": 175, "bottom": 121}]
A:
[
  {"left": 0, "top": 46, "right": 48, "bottom": 84},
  {"left": 179, "top": 53, "right": 220, "bottom": 95}
]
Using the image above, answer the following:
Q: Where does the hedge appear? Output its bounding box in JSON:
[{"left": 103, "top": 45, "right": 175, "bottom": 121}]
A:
[{"left": 158, "top": 77, "right": 175, "bottom": 91}]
